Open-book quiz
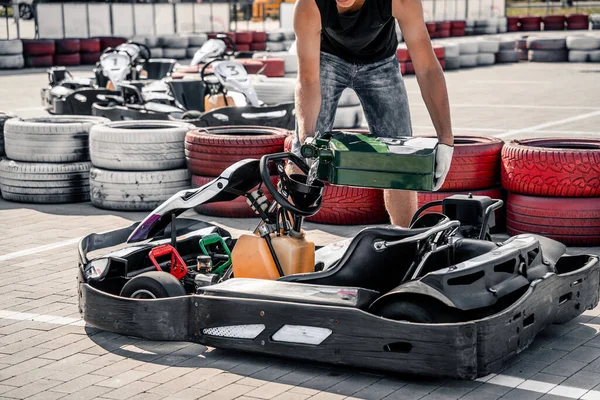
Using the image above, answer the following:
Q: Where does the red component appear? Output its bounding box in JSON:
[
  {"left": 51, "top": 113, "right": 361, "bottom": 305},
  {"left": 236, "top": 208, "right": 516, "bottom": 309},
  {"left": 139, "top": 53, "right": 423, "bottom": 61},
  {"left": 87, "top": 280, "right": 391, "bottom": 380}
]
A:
[
  {"left": 396, "top": 47, "right": 410, "bottom": 62},
  {"left": 520, "top": 16, "right": 542, "bottom": 24},
  {"left": 567, "top": 21, "right": 589, "bottom": 30},
  {"left": 507, "top": 194, "right": 600, "bottom": 246},
  {"left": 506, "top": 17, "right": 519, "bottom": 25},
  {"left": 250, "top": 42, "right": 267, "bottom": 51},
  {"left": 566, "top": 13, "right": 589, "bottom": 24},
  {"left": 148, "top": 244, "right": 188, "bottom": 280},
  {"left": 507, "top": 25, "right": 520, "bottom": 32},
  {"left": 236, "top": 43, "right": 251, "bottom": 51},
  {"left": 438, "top": 59, "right": 446, "bottom": 70},
  {"left": 426, "top": 22, "right": 437, "bottom": 34},
  {"left": 433, "top": 45, "right": 445, "bottom": 59},
  {"left": 80, "top": 38, "right": 101, "bottom": 54},
  {"left": 54, "top": 53, "right": 81, "bottom": 66},
  {"left": 542, "top": 15, "right": 566, "bottom": 24},
  {"left": 55, "top": 39, "right": 80, "bottom": 54},
  {"left": 437, "top": 29, "right": 451, "bottom": 38},
  {"left": 25, "top": 55, "right": 54, "bottom": 68},
  {"left": 236, "top": 31, "right": 253, "bottom": 44},
  {"left": 450, "top": 28, "right": 465, "bottom": 37},
  {"left": 22, "top": 39, "right": 55, "bottom": 56},
  {"left": 99, "top": 37, "right": 127, "bottom": 51},
  {"left": 252, "top": 31, "right": 267, "bottom": 43},
  {"left": 451, "top": 20, "right": 466, "bottom": 29},
  {"left": 520, "top": 23, "right": 541, "bottom": 31},
  {"left": 404, "top": 61, "right": 415, "bottom": 75},
  {"left": 501, "top": 138, "right": 600, "bottom": 197},
  {"left": 436, "top": 21, "right": 452, "bottom": 31},
  {"left": 258, "top": 58, "right": 285, "bottom": 77}
]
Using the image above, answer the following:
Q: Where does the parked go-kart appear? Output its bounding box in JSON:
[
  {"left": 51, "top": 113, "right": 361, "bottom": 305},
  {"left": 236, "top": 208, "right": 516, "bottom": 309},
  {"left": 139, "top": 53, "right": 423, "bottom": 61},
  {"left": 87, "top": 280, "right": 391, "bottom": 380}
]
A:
[
  {"left": 90, "top": 36, "right": 296, "bottom": 130},
  {"left": 41, "top": 41, "right": 177, "bottom": 115},
  {"left": 78, "top": 132, "right": 599, "bottom": 379}
]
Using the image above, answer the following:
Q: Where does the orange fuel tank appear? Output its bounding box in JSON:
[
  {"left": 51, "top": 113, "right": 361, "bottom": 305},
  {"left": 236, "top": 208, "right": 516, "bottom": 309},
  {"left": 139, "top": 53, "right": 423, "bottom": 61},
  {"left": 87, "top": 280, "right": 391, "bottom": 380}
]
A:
[{"left": 231, "top": 233, "right": 315, "bottom": 279}]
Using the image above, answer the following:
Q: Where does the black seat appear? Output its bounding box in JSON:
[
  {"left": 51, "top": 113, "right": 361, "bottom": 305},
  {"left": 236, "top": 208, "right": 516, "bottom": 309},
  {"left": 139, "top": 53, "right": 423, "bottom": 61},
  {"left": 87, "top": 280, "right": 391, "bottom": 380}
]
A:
[
  {"left": 279, "top": 224, "right": 443, "bottom": 293},
  {"left": 143, "top": 59, "right": 177, "bottom": 80},
  {"left": 168, "top": 79, "right": 208, "bottom": 112}
]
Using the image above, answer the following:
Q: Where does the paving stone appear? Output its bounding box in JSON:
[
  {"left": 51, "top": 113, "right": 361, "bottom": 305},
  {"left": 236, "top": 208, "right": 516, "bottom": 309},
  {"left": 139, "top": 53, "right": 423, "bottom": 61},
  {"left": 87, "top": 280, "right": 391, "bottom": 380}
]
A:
[
  {"left": 564, "top": 346, "right": 600, "bottom": 364},
  {"left": 487, "top": 374, "right": 525, "bottom": 388},
  {"left": 100, "top": 381, "right": 160, "bottom": 400},
  {"left": 501, "top": 361, "right": 547, "bottom": 380},
  {"left": 0, "top": 357, "right": 53, "bottom": 381},
  {"left": 148, "top": 368, "right": 222, "bottom": 395},
  {"left": 1, "top": 378, "right": 62, "bottom": 399},
  {"left": 163, "top": 387, "right": 211, "bottom": 400},
  {"left": 193, "top": 372, "right": 242, "bottom": 391},
  {"left": 547, "top": 384, "right": 588, "bottom": 399},
  {"left": 307, "top": 392, "right": 346, "bottom": 400},
  {"left": 0, "top": 385, "right": 15, "bottom": 395},
  {"left": 561, "top": 370, "right": 600, "bottom": 391},
  {"left": 459, "top": 391, "right": 501, "bottom": 400},
  {"left": 527, "top": 349, "right": 570, "bottom": 366},
  {"left": 541, "top": 359, "right": 587, "bottom": 377},
  {"left": 196, "top": 383, "right": 254, "bottom": 400},
  {"left": 51, "top": 374, "right": 107, "bottom": 394},
  {"left": 57, "top": 385, "right": 114, "bottom": 400},
  {"left": 272, "top": 392, "right": 311, "bottom": 400},
  {"left": 325, "top": 374, "right": 380, "bottom": 396},
  {"left": 582, "top": 390, "right": 600, "bottom": 400},
  {"left": 0, "top": 366, "right": 56, "bottom": 386},
  {"left": 25, "top": 390, "right": 66, "bottom": 400},
  {"left": 352, "top": 378, "right": 407, "bottom": 400},
  {"left": 500, "top": 388, "right": 544, "bottom": 399},
  {"left": 239, "top": 377, "right": 271, "bottom": 388},
  {"left": 289, "top": 387, "right": 320, "bottom": 396},
  {"left": 276, "top": 368, "right": 328, "bottom": 386},
  {"left": 252, "top": 363, "right": 299, "bottom": 382},
  {"left": 300, "top": 372, "right": 353, "bottom": 392},
  {"left": 384, "top": 382, "right": 440, "bottom": 400}
]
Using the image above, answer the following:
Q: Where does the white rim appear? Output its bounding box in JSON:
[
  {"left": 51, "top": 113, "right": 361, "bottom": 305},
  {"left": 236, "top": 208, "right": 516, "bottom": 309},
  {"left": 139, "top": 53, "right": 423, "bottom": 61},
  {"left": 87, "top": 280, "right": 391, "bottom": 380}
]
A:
[{"left": 130, "top": 289, "right": 157, "bottom": 299}]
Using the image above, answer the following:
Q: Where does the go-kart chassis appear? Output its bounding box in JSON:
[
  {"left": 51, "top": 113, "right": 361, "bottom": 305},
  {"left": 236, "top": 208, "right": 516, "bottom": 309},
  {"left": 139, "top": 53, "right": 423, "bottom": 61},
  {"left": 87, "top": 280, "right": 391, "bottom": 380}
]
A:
[
  {"left": 77, "top": 220, "right": 600, "bottom": 380},
  {"left": 42, "top": 87, "right": 117, "bottom": 115}
]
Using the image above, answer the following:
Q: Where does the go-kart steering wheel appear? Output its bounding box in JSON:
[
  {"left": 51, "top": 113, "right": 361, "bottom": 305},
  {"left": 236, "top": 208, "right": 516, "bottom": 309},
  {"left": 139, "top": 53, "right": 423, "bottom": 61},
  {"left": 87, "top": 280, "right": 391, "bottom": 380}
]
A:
[
  {"left": 128, "top": 42, "right": 152, "bottom": 64},
  {"left": 259, "top": 153, "right": 324, "bottom": 217},
  {"left": 215, "top": 34, "right": 236, "bottom": 56},
  {"left": 200, "top": 58, "right": 225, "bottom": 94}
]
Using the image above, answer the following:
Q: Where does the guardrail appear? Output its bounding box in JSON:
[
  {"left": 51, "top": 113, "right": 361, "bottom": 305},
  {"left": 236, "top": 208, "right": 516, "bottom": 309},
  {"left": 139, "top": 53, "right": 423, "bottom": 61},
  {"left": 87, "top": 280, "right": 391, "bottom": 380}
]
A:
[{"left": 35, "top": 2, "right": 230, "bottom": 39}]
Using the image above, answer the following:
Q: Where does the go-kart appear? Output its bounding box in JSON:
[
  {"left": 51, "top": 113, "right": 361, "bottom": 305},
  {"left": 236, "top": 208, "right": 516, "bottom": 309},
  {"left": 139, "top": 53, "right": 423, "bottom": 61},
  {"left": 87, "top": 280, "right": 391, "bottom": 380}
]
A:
[
  {"left": 78, "top": 134, "right": 599, "bottom": 379},
  {"left": 41, "top": 42, "right": 177, "bottom": 115}
]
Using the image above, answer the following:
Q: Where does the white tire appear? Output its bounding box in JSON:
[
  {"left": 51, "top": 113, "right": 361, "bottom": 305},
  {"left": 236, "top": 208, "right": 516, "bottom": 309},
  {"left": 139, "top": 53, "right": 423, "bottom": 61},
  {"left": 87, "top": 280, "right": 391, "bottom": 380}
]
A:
[
  {"left": 4, "top": 116, "right": 108, "bottom": 163},
  {"left": 333, "top": 105, "right": 364, "bottom": 129},
  {"left": 590, "top": 50, "right": 600, "bottom": 62},
  {"left": 0, "top": 159, "right": 91, "bottom": 204},
  {"left": 459, "top": 54, "right": 478, "bottom": 67},
  {"left": 569, "top": 50, "right": 591, "bottom": 62},
  {"left": 149, "top": 48, "right": 163, "bottom": 58},
  {"left": 445, "top": 56, "right": 461, "bottom": 70},
  {"left": 0, "top": 54, "right": 24, "bottom": 69},
  {"left": 443, "top": 43, "right": 460, "bottom": 58},
  {"left": 253, "top": 51, "right": 298, "bottom": 74},
  {"left": 159, "top": 35, "right": 189, "bottom": 49},
  {"left": 339, "top": 89, "right": 360, "bottom": 107},
  {"left": 187, "top": 47, "right": 201, "bottom": 58},
  {"left": 477, "top": 53, "right": 496, "bottom": 66},
  {"left": 267, "top": 32, "right": 284, "bottom": 42},
  {"left": 478, "top": 40, "right": 500, "bottom": 53},
  {"left": 496, "top": 50, "right": 520, "bottom": 63},
  {"left": 566, "top": 35, "right": 600, "bottom": 51},
  {"left": 162, "top": 48, "right": 187, "bottom": 60},
  {"left": 90, "top": 120, "right": 194, "bottom": 171},
  {"left": 90, "top": 167, "right": 191, "bottom": 211},
  {"left": 0, "top": 111, "right": 15, "bottom": 156},
  {"left": 266, "top": 41, "right": 286, "bottom": 51},
  {"left": 251, "top": 76, "right": 296, "bottom": 105},
  {"left": 188, "top": 33, "right": 208, "bottom": 47},
  {"left": 458, "top": 41, "right": 479, "bottom": 55},
  {"left": 0, "top": 40, "right": 23, "bottom": 55}
]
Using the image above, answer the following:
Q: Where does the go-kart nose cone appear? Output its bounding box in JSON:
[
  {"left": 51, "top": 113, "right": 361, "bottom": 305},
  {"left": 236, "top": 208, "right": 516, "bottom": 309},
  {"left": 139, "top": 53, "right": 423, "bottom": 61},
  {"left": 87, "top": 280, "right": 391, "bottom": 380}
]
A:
[{"left": 288, "top": 174, "right": 324, "bottom": 208}]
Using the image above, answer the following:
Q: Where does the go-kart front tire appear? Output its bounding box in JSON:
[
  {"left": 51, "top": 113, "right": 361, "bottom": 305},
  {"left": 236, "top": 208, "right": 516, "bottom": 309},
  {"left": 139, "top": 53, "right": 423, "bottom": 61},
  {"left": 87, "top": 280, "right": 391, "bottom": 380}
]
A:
[{"left": 120, "top": 271, "right": 186, "bottom": 299}]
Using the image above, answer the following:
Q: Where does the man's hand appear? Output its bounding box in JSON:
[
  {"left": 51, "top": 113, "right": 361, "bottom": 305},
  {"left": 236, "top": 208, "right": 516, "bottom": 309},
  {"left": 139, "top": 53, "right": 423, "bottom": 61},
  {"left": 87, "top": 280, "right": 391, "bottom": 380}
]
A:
[
  {"left": 433, "top": 143, "right": 454, "bottom": 191},
  {"left": 285, "top": 162, "right": 305, "bottom": 177}
]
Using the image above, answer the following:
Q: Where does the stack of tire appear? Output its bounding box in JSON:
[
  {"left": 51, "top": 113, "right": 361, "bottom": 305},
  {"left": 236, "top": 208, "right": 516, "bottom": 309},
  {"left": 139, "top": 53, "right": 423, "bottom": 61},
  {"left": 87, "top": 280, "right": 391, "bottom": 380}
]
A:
[
  {"left": 566, "top": 14, "right": 589, "bottom": 30},
  {"left": 89, "top": 121, "right": 193, "bottom": 211},
  {"left": 266, "top": 30, "right": 295, "bottom": 52},
  {"left": 185, "top": 34, "right": 208, "bottom": 59},
  {"left": 515, "top": 37, "right": 528, "bottom": 61},
  {"left": 457, "top": 40, "right": 479, "bottom": 68},
  {"left": 131, "top": 36, "right": 162, "bottom": 58},
  {"left": 501, "top": 138, "right": 600, "bottom": 246},
  {"left": 451, "top": 20, "right": 466, "bottom": 37},
  {"left": 464, "top": 20, "right": 475, "bottom": 36},
  {"left": 332, "top": 89, "right": 363, "bottom": 129},
  {"left": 80, "top": 38, "right": 101, "bottom": 65},
  {"left": 443, "top": 43, "right": 460, "bottom": 70},
  {"left": 434, "top": 21, "right": 451, "bottom": 39},
  {"left": 251, "top": 31, "right": 267, "bottom": 51},
  {"left": 251, "top": 76, "right": 296, "bottom": 105},
  {"left": 397, "top": 43, "right": 445, "bottom": 73},
  {"left": 418, "top": 136, "right": 506, "bottom": 230},
  {"left": 0, "top": 40, "right": 24, "bottom": 69},
  {"left": 542, "top": 15, "right": 565, "bottom": 31},
  {"left": 252, "top": 51, "right": 294, "bottom": 77},
  {"left": 185, "top": 126, "right": 287, "bottom": 218},
  {"left": 527, "top": 36, "right": 568, "bottom": 62},
  {"left": 507, "top": 17, "right": 520, "bottom": 32},
  {"left": 0, "top": 116, "right": 108, "bottom": 204},
  {"left": 498, "top": 18, "right": 508, "bottom": 33},
  {"left": 494, "top": 38, "right": 520, "bottom": 63},
  {"left": 567, "top": 35, "right": 600, "bottom": 62},
  {"left": 592, "top": 14, "right": 600, "bottom": 30},
  {"left": 0, "top": 111, "right": 15, "bottom": 157},
  {"left": 159, "top": 35, "right": 189, "bottom": 60},
  {"left": 283, "top": 132, "right": 388, "bottom": 225},
  {"left": 54, "top": 39, "right": 81, "bottom": 66},
  {"left": 99, "top": 37, "right": 128, "bottom": 52},
  {"left": 520, "top": 16, "right": 542, "bottom": 32},
  {"left": 22, "top": 39, "right": 55, "bottom": 68},
  {"left": 477, "top": 39, "right": 499, "bottom": 66}
]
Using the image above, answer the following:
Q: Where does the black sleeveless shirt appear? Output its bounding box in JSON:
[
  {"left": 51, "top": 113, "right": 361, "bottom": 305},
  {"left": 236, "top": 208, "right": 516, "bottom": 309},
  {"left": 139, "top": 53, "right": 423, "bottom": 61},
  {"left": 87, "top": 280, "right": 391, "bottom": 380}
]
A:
[{"left": 316, "top": 0, "right": 398, "bottom": 64}]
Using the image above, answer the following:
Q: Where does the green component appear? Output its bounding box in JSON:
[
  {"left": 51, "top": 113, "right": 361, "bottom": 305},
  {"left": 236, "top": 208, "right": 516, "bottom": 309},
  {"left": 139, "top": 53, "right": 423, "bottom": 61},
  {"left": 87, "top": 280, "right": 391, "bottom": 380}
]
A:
[
  {"left": 199, "top": 233, "right": 232, "bottom": 275},
  {"left": 301, "top": 132, "right": 438, "bottom": 191}
]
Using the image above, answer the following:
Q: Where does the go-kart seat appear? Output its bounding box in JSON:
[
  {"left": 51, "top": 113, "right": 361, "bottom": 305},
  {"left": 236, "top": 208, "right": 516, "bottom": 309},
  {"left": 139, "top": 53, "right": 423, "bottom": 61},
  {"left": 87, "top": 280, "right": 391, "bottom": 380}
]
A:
[
  {"left": 143, "top": 59, "right": 177, "bottom": 80},
  {"left": 168, "top": 79, "right": 208, "bottom": 112},
  {"left": 279, "top": 224, "right": 443, "bottom": 294}
]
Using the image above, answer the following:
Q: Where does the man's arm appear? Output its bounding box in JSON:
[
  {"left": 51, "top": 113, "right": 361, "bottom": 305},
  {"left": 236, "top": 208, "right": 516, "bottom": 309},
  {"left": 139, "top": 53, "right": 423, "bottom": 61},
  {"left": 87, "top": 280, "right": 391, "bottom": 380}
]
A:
[
  {"left": 293, "top": 0, "right": 322, "bottom": 144},
  {"left": 393, "top": 0, "right": 453, "bottom": 146}
]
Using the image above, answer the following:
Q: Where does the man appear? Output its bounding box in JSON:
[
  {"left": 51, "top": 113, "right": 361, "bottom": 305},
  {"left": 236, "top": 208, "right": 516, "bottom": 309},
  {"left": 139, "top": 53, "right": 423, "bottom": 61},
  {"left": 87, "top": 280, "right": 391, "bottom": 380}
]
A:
[{"left": 289, "top": 0, "right": 454, "bottom": 227}]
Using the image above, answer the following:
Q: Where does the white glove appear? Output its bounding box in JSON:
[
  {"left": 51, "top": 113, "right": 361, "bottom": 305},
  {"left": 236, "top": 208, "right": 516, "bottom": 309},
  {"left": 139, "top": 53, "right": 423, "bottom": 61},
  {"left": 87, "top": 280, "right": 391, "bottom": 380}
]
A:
[{"left": 433, "top": 143, "right": 454, "bottom": 191}]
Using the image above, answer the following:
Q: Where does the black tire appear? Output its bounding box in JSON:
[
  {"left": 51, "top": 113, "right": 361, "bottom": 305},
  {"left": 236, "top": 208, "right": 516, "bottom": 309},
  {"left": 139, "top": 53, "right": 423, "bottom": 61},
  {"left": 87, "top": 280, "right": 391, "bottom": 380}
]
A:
[
  {"left": 0, "top": 111, "right": 15, "bottom": 156},
  {"left": 373, "top": 298, "right": 459, "bottom": 323},
  {"left": 120, "top": 271, "right": 186, "bottom": 299},
  {"left": 528, "top": 49, "right": 568, "bottom": 62}
]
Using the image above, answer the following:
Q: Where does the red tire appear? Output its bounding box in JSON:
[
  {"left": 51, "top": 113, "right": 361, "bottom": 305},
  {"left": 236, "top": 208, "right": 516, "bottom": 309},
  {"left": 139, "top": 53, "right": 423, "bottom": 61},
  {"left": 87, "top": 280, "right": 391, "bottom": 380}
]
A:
[
  {"left": 250, "top": 42, "right": 267, "bottom": 51},
  {"left": 520, "top": 16, "right": 542, "bottom": 24},
  {"left": 544, "top": 22, "right": 566, "bottom": 31},
  {"left": 501, "top": 138, "right": 600, "bottom": 197},
  {"left": 506, "top": 17, "right": 519, "bottom": 25},
  {"left": 422, "top": 135, "right": 504, "bottom": 191},
  {"left": 259, "top": 58, "right": 285, "bottom": 77},
  {"left": 192, "top": 174, "right": 279, "bottom": 218},
  {"left": 404, "top": 61, "right": 415, "bottom": 75},
  {"left": 99, "top": 37, "right": 127, "bottom": 51},
  {"left": 436, "top": 21, "right": 452, "bottom": 31},
  {"left": 55, "top": 39, "right": 80, "bottom": 54},
  {"left": 515, "top": 39, "right": 527, "bottom": 50},
  {"left": 439, "top": 59, "right": 446, "bottom": 70},
  {"left": 426, "top": 22, "right": 437, "bottom": 34},
  {"left": 542, "top": 15, "right": 566, "bottom": 24},
  {"left": 433, "top": 45, "right": 445, "bottom": 59},
  {"left": 507, "top": 25, "right": 520, "bottom": 32},
  {"left": 252, "top": 31, "right": 267, "bottom": 43},
  {"left": 567, "top": 14, "right": 589, "bottom": 24},
  {"left": 185, "top": 126, "right": 288, "bottom": 176},
  {"left": 521, "top": 23, "right": 541, "bottom": 31},
  {"left": 451, "top": 28, "right": 465, "bottom": 36},
  {"left": 236, "top": 43, "right": 251, "bottom": 52},
  {"left": 53, "top": 53, "right": 81, "bottom": 66},
  {"left": 79, "top": 38, "right": 101, "bottom": 53},
  {"left": 396, "top": 47, "right": 411, "bottom": 62},
  {"left": 80, "top": 52, "right": 101, "bottom": 65},
  {"left": 506, "top": 193, "right": 600, "bottom": 246},
  {"left": 306, "top": 185, "right": 388, "bottom": 225},
  {"left": 22, "top": 39, "right": 55, "bottom": 56},
  {"left": 567, "top": 21, "right": 589, "bottom": 30},
  {"left": 437, "top": 29, "right": 451, "bottom": 38},
  {"left": 25, "top": 55, "right": 53, "bottom": 68},
  {"left": 451, "top": 20, "right": 466, "bottom": 29},
  {"left": 418, "top": 187, "right": 505, "bottom": 228},
  {"left": 236, "top": 31, "right": 253, "bottom": 44}
]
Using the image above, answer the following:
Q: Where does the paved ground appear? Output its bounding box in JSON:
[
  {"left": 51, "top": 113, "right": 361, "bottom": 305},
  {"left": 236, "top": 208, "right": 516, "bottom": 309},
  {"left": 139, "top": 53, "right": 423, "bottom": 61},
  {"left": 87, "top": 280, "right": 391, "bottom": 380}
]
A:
[{"left": 0, "top": 60, "right": 600, "bottom": 399}]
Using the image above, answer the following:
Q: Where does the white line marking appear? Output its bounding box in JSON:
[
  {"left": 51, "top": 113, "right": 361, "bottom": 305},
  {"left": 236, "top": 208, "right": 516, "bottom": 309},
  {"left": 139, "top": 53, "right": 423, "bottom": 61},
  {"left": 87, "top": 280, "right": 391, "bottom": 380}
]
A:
[
  {"left": 0, "top": 237, "right": 81, "bottom": 262},
  {"left": 0, "top": 309, "right": 84, "bottom": 326},
  {"left": 413, "top": 125, "right": 504, "bottom": 132},
  {"left": 495, "top": 110, "right": 600, "bottom": 139}
]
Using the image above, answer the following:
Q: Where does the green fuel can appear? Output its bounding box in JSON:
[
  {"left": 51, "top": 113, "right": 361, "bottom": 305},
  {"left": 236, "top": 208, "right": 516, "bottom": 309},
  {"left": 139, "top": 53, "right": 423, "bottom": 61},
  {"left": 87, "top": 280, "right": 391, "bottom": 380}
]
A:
[{"left": 300, "top": 132, "right": 438, "bottom": 191}]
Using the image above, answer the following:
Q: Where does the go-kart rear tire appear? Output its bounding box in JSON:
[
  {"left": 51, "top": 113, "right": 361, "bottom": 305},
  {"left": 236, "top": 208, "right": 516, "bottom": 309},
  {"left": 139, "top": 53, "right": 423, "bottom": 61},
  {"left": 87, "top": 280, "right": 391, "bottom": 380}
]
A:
[
  {"left": 373, "top": 297, "right": 458, "bottom": 323},
  {"left": 120, "top": 271, "right": 186, "bottom": 299},
  {"left": 502, "top": 138, "right": 600, "bottom": 197}
]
